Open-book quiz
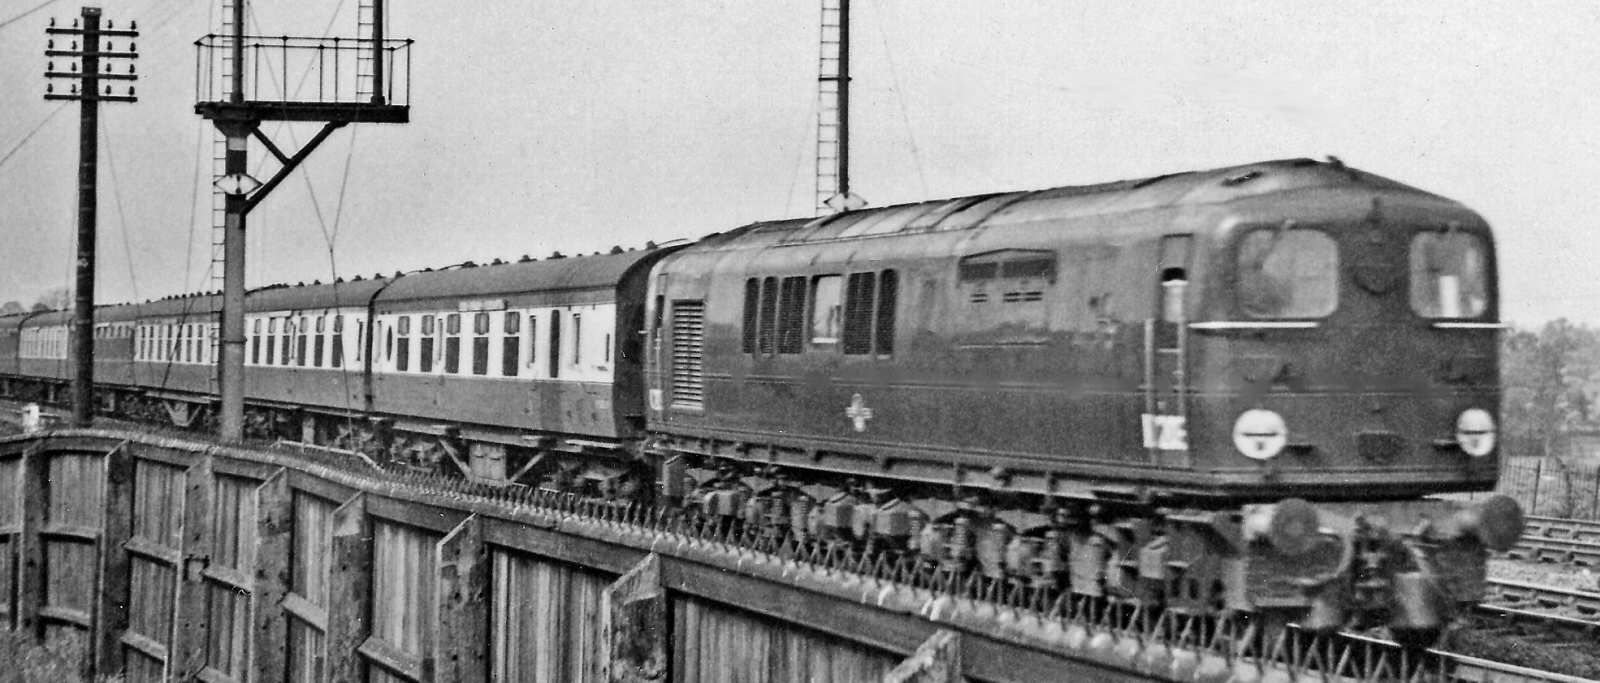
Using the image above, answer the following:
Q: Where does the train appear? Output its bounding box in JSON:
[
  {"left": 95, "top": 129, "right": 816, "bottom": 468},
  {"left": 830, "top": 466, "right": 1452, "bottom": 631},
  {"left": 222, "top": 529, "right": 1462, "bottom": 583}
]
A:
[{"left": 0, "top": 158, "right": 1524, "bottom": 646}]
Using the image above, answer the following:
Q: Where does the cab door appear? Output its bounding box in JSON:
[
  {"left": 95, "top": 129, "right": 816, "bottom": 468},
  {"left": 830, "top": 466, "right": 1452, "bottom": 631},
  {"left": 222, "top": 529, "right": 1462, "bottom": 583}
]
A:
[{"left": 1143, "top": 235, "right": 1191, "bottom": 467}]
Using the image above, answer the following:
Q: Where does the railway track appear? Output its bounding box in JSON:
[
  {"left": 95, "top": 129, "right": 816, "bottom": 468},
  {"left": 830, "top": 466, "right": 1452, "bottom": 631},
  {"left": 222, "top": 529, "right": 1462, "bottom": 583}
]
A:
[
  {"left": 1483, "top": 578, "right": 1600, "bottom": 624},
  {"left": 1512, "top": 515, "right": 1600, "bottom": 567}
]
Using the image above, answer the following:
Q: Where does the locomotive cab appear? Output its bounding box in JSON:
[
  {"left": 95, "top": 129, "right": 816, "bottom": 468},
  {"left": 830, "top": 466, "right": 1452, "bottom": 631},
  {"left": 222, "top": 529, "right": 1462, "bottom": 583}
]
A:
[{"left": 1180, "top": 193, "right": 1502, "bottom": 502}]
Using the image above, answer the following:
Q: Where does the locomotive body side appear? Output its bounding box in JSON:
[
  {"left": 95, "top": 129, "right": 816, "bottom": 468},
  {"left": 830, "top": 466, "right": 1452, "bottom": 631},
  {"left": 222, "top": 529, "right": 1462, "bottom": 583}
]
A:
[{"left": 643, "top": 159, "right": 1502, "bottom": 505}]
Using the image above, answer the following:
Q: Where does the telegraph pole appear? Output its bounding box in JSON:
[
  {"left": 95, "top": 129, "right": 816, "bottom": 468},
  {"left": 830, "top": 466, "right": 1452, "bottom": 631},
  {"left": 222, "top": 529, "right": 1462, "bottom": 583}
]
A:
[{"left": 45, "top": 7, "right": 138, "bottom": 427}]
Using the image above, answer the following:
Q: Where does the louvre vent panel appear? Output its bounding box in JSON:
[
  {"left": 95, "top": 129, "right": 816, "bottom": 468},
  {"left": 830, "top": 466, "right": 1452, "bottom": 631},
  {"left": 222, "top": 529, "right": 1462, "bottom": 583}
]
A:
[{"left": 671, "top": 301, "right": 706, "bottom": 408}]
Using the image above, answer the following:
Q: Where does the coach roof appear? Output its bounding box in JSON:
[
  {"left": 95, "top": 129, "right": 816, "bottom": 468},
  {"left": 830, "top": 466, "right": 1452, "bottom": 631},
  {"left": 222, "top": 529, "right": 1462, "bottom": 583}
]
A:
[{"left": 376, "top": 251, "right": 657, "bottom": 306}]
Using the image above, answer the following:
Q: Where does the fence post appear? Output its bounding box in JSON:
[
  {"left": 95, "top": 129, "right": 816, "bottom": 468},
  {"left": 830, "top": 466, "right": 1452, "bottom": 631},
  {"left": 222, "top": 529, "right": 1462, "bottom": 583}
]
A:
[
  {"left": 17, "top": 443, "right": 47, "bottom": 642},
  {"left": 1532, "top": 458, "right": 1543, "bottom": 515},
  {"left": 95, "top": 443, "right": 134, "bottom": 676},
  {"left": 601, "top": 553, "right": 667, "bottom": 683},
  {"left": 884, "top": 630, "right": 965, "bottom": 683},
  {"left": 173, "top": 453, "right": 216, "bottom": 681},
  {"left": 327, "top": 493, "right": 372, "bottom": 683},
  {"left": 253, "top": 469, "right": 293, "bottom": 683},
  {"left": 436, "top": 515, "right": 488, "bottom": 683}
]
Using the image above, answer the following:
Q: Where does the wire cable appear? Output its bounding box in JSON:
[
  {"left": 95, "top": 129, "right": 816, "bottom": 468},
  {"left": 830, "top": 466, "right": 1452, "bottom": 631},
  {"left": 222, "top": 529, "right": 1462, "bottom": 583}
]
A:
[
  {"left": 0, "top": 0, "right": 60, "bottom": 33},
  {"left": 868, "top": 0, "right": 929, "bottom": 199},
  {"left": 100, "top": 113, "right": 142, "bottom": 304},
  {"left": 0, "top": 103, "right": 68, "bottom": 173}
]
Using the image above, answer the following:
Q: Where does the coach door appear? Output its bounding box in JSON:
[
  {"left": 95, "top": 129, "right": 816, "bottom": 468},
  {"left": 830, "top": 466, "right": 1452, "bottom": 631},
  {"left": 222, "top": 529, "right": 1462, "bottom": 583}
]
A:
[{"left": 1143, "top": 235, "right": 1191, "bottom": 467}]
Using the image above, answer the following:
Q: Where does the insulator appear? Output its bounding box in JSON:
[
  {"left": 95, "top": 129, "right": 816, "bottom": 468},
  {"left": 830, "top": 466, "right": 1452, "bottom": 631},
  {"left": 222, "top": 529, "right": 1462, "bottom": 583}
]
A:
[
  {"left": 70, "top": 62, "right": 77, "bottom": 71},
  {"left": 72, "top": 18, "right": 78, "bottom": 28},
  {"left": 130, "top": 21, "right": 137, "bottom": 30},
  {"left": 46, "top": 83, "right": 53, "bottom": 93},
  {"left": 48, "top": 61, "right": 54, "bottom": 71},
  {"left": 128, "top": 64, "right": 135, "bottom": 74},
  {"left": 127, "top": 86, "right": 135, "bottom": 96},
  {"left": 106, "top": 42, "right": 113, "bottom": 51},
  {"left": 47, "top": 39, "right": 53, "bottom": 49},
  {"left": 106, "top": 20, "right": 112, "bottom": 28},
  {"left": 104, "top": 63, "right": 112, "bottom": 72},
  {"left": 105, "top": 85, "right": 112, "bottom": 95},
  {"left": 70, "top": 83, "right": 78, "bottom": 94},
  {"left": 71, "top": 40, "right": 77, "bottom": 50},
  {"left": 130, "top": 42, "right": 137, "bottom": 52},
  {"left": 49, "top": 18, "right": 54, "bottom": 27}
]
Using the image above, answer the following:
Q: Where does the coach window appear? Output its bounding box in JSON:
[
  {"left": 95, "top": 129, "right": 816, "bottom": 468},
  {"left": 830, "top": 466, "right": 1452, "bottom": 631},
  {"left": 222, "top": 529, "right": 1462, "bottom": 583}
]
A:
[
  {"left": 314, "top": 316, "right": 326, "bottom": 367},
  {"left": 419, "top": 315, "right": 436, "bottom": 373},
  {"left": 572, "top": 313, "right": 582, "bottom": 366},
  {"left": 471, "top": 312, "right": 490, "bottom": 375},
  {"left": 396, "top": 316, "right": 412, "bottom": 372},
  {"left": 264, "top": 319, "right": 277, "bottom": 365},
  {"left": 1237, "top": 228, "right": 1338, "bottom": 318},
  {"left": 1410, "top": 230, "right": 1488, "bottom": 318},
  {"left": 534, "top": 315, "right": 547, "bottom": 374},
  {"left": 502, "top": 312, "right": 520, "bottom": 376},
  {"left": 332, "top": 315, "right": 345, "bottom": 368},
  {"left": 297, "top": 316, "right": 310, "bottom": 366},
  {"left": 250, "top": 319, "right": 261, "bottom": 365},
  {"left": 442, "top": 313, "right": 461, "bottom": 374},
  {"left": 811, "top": 275, "right": 842, "bottom": 345},
  {"left": 280, "top": 318, "right": 293, "bottom": 365},
  {"left": 548, "top": 311, "right": 562, "bottom": 379}
]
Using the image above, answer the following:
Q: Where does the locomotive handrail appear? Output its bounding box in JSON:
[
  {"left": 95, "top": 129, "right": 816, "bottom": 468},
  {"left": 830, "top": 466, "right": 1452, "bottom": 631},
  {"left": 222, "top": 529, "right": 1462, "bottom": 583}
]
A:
[
  {"left": 1188, "top": 321, "right": 1320, "bottom": 330},
  {"left": 1432, "top": 322, "right": 1507, "bottom": 330}
]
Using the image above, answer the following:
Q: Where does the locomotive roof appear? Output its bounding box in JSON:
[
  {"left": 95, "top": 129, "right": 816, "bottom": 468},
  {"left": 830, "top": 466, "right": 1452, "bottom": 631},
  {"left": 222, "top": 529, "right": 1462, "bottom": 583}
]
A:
[
  {"left": 710, "top": 158, "right": 1436, "bottom": 248},
  {"left": 377, "top": 250, "right": 660, "bottom": 305}
]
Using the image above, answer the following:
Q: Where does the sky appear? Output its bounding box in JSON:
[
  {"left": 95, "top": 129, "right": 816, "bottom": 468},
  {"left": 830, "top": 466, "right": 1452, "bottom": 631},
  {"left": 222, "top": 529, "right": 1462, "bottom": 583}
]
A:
[{"left": 1, "top": 1, "right": 1598, "bottom": 327}]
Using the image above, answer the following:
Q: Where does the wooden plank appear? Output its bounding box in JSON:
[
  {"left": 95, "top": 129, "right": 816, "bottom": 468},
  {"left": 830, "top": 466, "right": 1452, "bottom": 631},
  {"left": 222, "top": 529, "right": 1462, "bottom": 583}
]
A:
[
  {"left": 327, "top": 493, "right": 372, "bottom": 683},
  {"left": 213, "top": 455, "right": 283, "bottom": 481},
  {"left": 601, "top": 553, "right": 667, "bottom": 683},
  {"left": 96, "top": 443, "right": 134, "bottom": 676},
  {"left": 288, "top": 468, "right": 357, "bottom": 505},
  {"left": 18, "top": 442, "right": 47, "bottom": 641},
  {"left": 436, "top": 515, "right": 489, "bottom": 683},
  {"left": 482, "top": 517, "right": 643, "bottom": 574},
  {"left": 173, "top": 453, "right": 215, "bottom": 682},
  {"left": 281, "top": 592, "right": 329, "bottom": 632},
  {"left": 127, "top": 442, "right": 197, "bottom": 468},
  {"left": 368, "top": 494, "right": 470, "bottom": 534},
  {"left": 254, "top": 469, "right": 293, "bottom": 683}
]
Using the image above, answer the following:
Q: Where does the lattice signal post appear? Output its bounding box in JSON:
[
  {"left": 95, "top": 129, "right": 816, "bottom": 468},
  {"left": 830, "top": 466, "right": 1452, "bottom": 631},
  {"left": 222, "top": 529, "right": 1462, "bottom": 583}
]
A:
[
  {"left": 195, "top": 0, "right": 410, "bottom": 441},
  {"left": 45, "top": 7, "right": 139, "bottom": 427}
]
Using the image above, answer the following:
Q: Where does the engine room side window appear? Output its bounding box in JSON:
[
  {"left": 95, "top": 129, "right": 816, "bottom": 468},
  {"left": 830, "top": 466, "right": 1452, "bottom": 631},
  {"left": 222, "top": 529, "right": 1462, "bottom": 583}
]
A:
[
  {"left": 741, "top": 279, "right": 760, "bottom": 353},
  {"left": 778, "top": 276, "right": 806, "bottom": 354},
  {"left": 810, "top": 275, "right": 842, "bottom": 345},
  {"left": 1410, "top": 231, "right": 1488, "bottom": 318},
  {"left": 1237, "top": 228, "right": 1338, "bottom": 318},
  {"left": 757, "top": 277, "right": 778, "bottom": 355}
]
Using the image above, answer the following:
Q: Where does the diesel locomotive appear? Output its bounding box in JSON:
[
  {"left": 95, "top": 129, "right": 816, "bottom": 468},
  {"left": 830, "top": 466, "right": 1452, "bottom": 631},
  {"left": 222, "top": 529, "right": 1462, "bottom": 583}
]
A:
[{"left": 0, "top": 158, "right": 1524, "bottom": 645}]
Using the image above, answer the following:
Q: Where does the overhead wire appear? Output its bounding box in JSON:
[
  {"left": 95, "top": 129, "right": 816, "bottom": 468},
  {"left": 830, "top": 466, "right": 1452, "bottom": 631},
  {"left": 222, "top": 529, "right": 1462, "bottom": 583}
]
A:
[
  {"left": 0, "top": 103, "right": 69, "bottom": 173},
  {"left": 0, "top": 0, "right": 60, "bottom": 33},
  {"left": 99, "top": 113, "right": 142, "bottom": 304},
  {"left": 867, "top": 0, "right": 928, "bottom": 199}
]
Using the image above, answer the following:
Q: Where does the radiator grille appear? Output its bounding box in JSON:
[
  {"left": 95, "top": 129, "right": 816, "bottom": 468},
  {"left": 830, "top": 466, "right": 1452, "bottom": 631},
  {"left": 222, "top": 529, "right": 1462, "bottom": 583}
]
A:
[{"left": 671, "top": 301, "right": 705, "bottom": 409}]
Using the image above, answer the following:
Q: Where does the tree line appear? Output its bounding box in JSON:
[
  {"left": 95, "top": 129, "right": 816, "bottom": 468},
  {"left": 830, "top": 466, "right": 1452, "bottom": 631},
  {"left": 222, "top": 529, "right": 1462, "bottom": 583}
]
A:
[{"left": 1503, "top": 318, "right": 1600, "bottom": 460}]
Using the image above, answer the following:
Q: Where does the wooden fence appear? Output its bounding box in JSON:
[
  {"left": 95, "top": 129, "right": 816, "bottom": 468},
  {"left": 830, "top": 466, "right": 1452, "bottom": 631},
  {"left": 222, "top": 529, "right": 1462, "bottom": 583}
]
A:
[{"left": 0, "top": 431, "right": 1139, "bottom": 683}]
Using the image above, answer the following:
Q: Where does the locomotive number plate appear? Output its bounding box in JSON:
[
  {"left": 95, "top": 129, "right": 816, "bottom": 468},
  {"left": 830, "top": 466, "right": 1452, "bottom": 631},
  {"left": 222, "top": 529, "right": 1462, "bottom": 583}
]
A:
[{"left": 1142, "top": 414, "right": 1189, "bottom": 450}]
